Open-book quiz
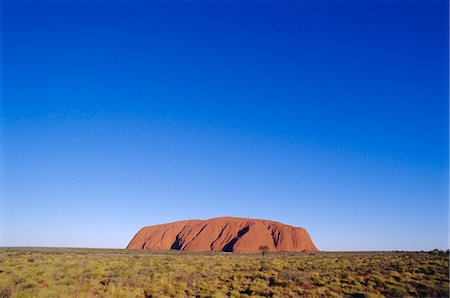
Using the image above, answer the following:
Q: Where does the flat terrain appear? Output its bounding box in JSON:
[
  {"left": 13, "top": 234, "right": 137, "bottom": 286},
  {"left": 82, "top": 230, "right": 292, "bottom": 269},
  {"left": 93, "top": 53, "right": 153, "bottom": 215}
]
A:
[{"left": 0, "top": 248, "right": 448, "bottom": 297}]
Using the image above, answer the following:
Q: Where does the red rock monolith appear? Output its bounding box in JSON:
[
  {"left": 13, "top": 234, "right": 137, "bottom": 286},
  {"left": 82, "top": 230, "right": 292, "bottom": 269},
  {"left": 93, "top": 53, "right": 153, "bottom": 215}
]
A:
[{"left": 126, "top": 217, "right": 318, "bottom": 253}]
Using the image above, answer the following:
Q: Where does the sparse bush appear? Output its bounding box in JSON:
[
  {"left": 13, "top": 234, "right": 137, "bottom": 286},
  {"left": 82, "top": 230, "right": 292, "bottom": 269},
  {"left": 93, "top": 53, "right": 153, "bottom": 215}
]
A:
[{"left": 259, "top": 246, "right": 269, "bottom": 256}]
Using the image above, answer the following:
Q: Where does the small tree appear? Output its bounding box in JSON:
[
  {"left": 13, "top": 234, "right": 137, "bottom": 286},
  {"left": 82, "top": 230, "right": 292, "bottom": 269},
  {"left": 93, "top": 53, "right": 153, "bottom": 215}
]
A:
[{"left": 259, "top": 245, "right": 269, "bottom": 256}]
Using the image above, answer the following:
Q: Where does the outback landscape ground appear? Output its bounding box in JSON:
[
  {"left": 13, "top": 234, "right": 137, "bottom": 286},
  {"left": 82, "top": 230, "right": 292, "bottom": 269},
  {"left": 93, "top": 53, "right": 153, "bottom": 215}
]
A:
[{"left": 0, "top": 248, "right": 448, "bottom": 298}]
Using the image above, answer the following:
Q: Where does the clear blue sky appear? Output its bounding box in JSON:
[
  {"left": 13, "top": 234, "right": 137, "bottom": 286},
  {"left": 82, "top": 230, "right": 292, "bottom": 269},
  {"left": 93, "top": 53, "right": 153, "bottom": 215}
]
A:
[{"left": 1, "top": 0, "right": 448, "bottom": 251}]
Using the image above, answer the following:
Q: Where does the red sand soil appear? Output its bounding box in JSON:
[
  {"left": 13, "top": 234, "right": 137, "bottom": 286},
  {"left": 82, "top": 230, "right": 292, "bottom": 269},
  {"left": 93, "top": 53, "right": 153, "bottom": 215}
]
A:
[{"left": 126, "top": 217, "right": 318, "bottom": 253}]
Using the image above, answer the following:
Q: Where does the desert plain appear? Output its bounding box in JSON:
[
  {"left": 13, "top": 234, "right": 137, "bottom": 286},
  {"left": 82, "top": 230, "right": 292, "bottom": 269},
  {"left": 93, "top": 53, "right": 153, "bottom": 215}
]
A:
[{"left": 0, "top": 247, "right": 448, "bottom": 297}]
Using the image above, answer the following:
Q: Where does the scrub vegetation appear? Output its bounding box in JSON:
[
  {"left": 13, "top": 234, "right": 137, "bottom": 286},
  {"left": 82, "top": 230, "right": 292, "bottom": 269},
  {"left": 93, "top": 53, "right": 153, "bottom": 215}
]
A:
[{"left": 0, "top": 248, "right": 448, "bottom": 297}]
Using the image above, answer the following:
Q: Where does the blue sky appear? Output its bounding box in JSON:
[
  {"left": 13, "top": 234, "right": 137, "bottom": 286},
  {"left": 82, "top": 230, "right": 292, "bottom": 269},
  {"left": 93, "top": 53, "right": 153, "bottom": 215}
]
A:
[{"left": 1, "top": 0, "right": 448, "bottom": 251}]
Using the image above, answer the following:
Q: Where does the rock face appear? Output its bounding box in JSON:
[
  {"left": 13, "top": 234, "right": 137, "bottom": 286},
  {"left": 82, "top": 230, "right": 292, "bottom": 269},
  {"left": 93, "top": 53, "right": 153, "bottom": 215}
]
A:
[{"left": 126, "top": 217, "right": 318, "bottom": 253}]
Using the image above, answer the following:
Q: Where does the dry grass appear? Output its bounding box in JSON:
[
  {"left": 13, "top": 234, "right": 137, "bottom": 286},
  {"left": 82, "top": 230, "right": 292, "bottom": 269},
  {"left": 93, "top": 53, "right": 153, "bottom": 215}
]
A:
[{"left": 0, "top": 248, "right": 448, "bottom": 297}]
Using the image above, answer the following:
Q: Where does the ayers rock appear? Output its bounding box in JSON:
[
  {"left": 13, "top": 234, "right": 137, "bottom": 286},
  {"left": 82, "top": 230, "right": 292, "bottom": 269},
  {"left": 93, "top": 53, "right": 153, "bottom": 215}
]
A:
[{"left": 127, "top": 217, "right": 318, "bottom": 253}]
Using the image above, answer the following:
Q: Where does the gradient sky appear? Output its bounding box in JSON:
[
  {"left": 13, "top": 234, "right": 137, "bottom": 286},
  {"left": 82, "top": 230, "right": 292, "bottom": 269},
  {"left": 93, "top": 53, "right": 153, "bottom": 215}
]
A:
[{"left": 1, "top": 0, "right": 448, "bottom": 251}]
